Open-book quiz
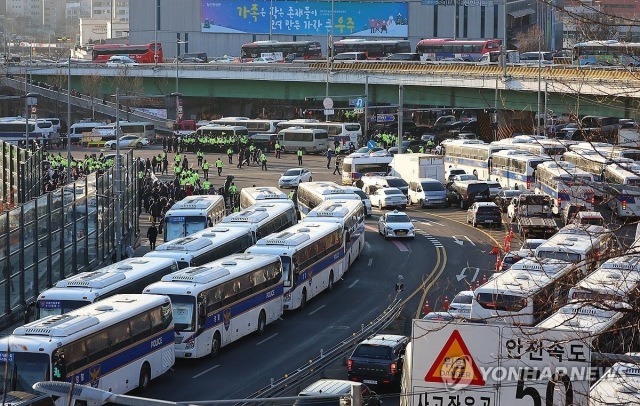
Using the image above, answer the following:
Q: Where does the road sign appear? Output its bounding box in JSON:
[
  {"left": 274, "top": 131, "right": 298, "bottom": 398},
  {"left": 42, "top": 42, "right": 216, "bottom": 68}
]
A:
[
  {"left": 354, "top": 97, "right": 366, "bottom": 109},
  {"left": 376, "top": 114, "right": 394, "bottom": 122},
  {"left": 354, "top": 108, "right": 364, "bottom": 114},
  {"left": 367, "top": 140, "right": 376, "bottom": 149},
  {"left": 177, "top": 106, "right": 184, "bottom": 113},
  {"left": 323, "top": 97, "right": 334, "bottom": 109},
  {"left": 178, "top": 113, "right": 183, "bottom": 121},
  {"left": 30, "top": 106, "right": 37, "bottom": 114},
  {"left": 324, "top": 109, "right": 334, "bottom": 115},
  {"left": 407, "top": 321, "right": 591, "bottom": 406},
  {"left": 30, "top": 114, "right": 36, "bottom": 119}
]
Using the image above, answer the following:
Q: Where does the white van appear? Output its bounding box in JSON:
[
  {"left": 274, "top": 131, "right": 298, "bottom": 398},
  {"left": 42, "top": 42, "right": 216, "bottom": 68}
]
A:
[
  {"left": 278, "top": 127, "right": 328, "bottom": 154},
  {"left": 91, "top": 124, "right": 123, "bottom": 141},
  {"left": 408, "top": 178, "right": 447, "bottom": 208}
]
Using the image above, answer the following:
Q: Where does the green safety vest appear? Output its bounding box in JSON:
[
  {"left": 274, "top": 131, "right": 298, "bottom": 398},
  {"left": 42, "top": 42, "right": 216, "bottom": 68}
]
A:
[
  {"left": 229, "top": 186, "right": 237, "bottom": 193},
  {"left": 203, "top": 162, "right": 209, "bottom": 170},
  {"left": 203, "top": 181, "right": 211, "bottom": 189},
  {"left": 175, "top": 154, "right": 181, "bottom": 161},
  {"left": 216, "top": 160, "right": 222, "bottom": 168},
  {"left": 297, "top": 150, "right": 303, "bottom": 156},
  {"left": 260, "top": 154, "right": 266, "bottom": 162},
  {"left": 227, "top": 148, "right": 233, "bottom": 155}
]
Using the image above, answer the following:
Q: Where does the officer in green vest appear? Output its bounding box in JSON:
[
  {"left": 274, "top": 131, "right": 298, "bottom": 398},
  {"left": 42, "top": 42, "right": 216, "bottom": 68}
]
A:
[
  {"left": 274, "top": 142, "right": 281, "bottom": 159},
  {"left": 227, "top": 147, "right": 234, "bottom": 164},
  {"left": 288, "top": 190, "right": 295, "bottom": 199},
  {"left": 419, "top": 145, "right": 425, "bottom": 154},
  {"left": 297, "top": 147, "right": 303, "bottom": 165},
  {"left": 202, "top": 159, "right": 210, "bottom": 180},
  {"left": 203, "top": 179, "right": 211, "bottom": 194},
  {"left": 335, "top": 145, "right": 341, "bottom": 155},
  {"left": 229, "top": 182, "right": 237, "bottom": 195},
  {"left": 197, "top": 150, "right": 204, "bottom": 166},
  {"left": 260, "top": 152, "right": 268, "bottom": 170},
  {"left": 175, "top": 153, "right": 181, "bottom": 164},
  {"left": 174, "top": 164, "right": 181, "bottom": 178},
  {"left": 216, "top": 157, "right": 223, "bottom": 176},
  {"left": 427, "top": 139, "right": 435, "bottom": 152}
]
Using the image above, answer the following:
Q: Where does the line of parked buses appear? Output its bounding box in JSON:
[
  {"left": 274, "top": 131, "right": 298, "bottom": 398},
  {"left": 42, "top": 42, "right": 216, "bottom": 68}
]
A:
[{"left": 2, "top": 182, "right": 370, "bottom": 405}]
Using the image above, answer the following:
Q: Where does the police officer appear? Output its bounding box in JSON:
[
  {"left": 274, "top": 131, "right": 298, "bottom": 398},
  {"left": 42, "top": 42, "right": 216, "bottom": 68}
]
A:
[
  {"left": 227, "top": 147, "right": 234, "bottom": 164},
  {"left": 335, "top": 145, "right": 341, "bottom": 155},
  {"left": 260, "top": 152, "right": 268, "bottom": 170},
  {"left": 333, "top": 155, "right": 342, "bottom": 175},
  {"left": 297, "top": 147, "right": 303, "bottom": 165},
  {"left": 216, "top": 157, "right": 223, "bottom": 176},
  {"left": 419, "top": 145, "right": 425, "bottom": 154},
  {"left": 288, "top": 190, "right": 295, "bottom": 199},
  {"left": 427, "top": 139, "right": 435, "bottom": 153},
  {"left": 274, "top": 141, "right": 281, "bottom": 159},
  {"left": 196, "top": 149, "right": 204, "bottom": 166},
  {"left": 202, "top": 159, "right": 210, "bottom": 180},
  {"left": 203, "top": 179, "right": 212, "bottom": 194},
  {"left": 229, "top": 182, "right": 237, "bottom": 195}
]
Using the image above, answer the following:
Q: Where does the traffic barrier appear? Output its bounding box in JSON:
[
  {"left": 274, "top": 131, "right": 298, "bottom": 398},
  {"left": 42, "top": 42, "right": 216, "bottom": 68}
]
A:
[
  {"left": 423, "top": 300, "right": 430, "bottom": 315},
  {"left": 443, "top": 295, "right": 449, "bottom": 311}
]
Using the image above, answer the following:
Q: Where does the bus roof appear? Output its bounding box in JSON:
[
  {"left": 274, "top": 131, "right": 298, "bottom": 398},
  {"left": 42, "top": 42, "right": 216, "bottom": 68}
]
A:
[
  {"left": 508, "top": 257, "right": 575, "bottom": 277},
  {"left": 537, "top": 161, "right": 594, "bottom": 178},
  {"left": 304, "top": 199, "right": 363, "bottom": 220},
  {"left": 536, "top": 301, "right": 631, "bottom": 334},
  {"left": 536, "top": 224, "right": 612, "bottom": 255},
  {"left": 250, "top": 222, "right": 341, "bottom": 251},
  {"left": 222, "top": 202, "right": 293, "bottom": 225},
  {"left": 165, "top": 195, "right": 224, "bottom": 214},
  {"left": 8, "top": 294, "right": 170, "bottom": 346},
  {"left": 144, "top": 253, "right": 279, "bottom": 294},
  {"left": 197, "top": 125, "right": 248, "bottom": 131},
  {"left": 476, "top": 268, "right": 553, "bottom": 298},
  {"left": 37, "top": 257, "right": 177, "bottom": 301},
  {"left": 147, "top": 226, "right": 251, "bottom": 257},
  {"left": 569, "top": 263, "right": 640, "bottom": 301},
  {"left": 241, "top": 186, "right": 288, "bottom": 201}
]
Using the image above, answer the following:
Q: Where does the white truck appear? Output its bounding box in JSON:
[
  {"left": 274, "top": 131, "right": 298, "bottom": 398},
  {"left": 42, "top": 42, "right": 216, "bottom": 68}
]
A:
[{"left": 389, "top": 153, "right": 445, "bottom": 183}]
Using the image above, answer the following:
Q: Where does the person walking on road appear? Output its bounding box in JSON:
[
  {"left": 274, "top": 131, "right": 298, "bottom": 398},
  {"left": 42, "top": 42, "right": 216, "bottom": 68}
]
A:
[
  {"left": 216, "top": 157, "right": 223, "bottom": 176},
  {"left": 261, "top": 152, "right": 268, "bottom": 170},
  {"left": 202, "top": 159, "right": 210, "bottom": 180},
  {"left": 326, "top": 149, "right": 333, "bottom": 169},
  {"left": 227, "top": 147, "right": 234, "bottom": 164},
  {"left": 297, "top": 148, "right": 303, "bottom": 165},
  {"left": 147, "top": 223, "right": 158, "bottom": 251},
  {"left": 333, "top": 155, "right": 342, "bottom": 175}
]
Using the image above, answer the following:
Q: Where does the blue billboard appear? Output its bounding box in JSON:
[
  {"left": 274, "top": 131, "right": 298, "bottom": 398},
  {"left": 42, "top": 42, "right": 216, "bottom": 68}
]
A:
[{"left": 201, "top": 1, "right": 409, "bottom": 37}]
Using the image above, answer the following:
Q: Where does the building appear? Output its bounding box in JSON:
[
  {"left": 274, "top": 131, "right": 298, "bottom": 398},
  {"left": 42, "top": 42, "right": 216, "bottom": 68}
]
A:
[
  {"left": 91, "top": 0, "right": 129, "bottom": 22},
  {"left": 79, "top": 17, "right": 129, "bottom": 44},
  {"left": 128, "top": 0, "right": 562, "bottom": 59}
]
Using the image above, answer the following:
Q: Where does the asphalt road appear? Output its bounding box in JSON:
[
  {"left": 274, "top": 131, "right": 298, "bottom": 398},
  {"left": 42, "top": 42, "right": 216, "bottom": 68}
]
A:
[{"left": 60, "top": 142, "right": 637, "bottom": 403}]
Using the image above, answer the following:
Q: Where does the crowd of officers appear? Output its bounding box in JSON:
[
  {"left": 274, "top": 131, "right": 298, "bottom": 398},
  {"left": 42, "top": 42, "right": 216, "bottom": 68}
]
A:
[
  {"left": 162, "top": 132, "right": 252, "bottom": 153},
  {"left": 43, "top": 152, "right": 115, "bottom": 192}
]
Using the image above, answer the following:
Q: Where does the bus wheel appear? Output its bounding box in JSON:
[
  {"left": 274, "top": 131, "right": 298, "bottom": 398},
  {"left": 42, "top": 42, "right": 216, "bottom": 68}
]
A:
[
  {"left": 136, "top": 142, "right": 142, "bottom": 148},
  {"left": 300, "top": 290, "right": 307, "bottom": 309},
  {"left": 355, "top": 180, "right": 364, "bottom": 188},
  {"left": 138, "top": 362, "right": 151, "bottom": 392},
  {"left": 328, "top": 271, "right": 334, "bottom": 291},
  {"left": 210, "top": 332, "right": 221, "bottom": 357},
  {"left": 257, "top": 310, "right": 267, "bottom": 336}
]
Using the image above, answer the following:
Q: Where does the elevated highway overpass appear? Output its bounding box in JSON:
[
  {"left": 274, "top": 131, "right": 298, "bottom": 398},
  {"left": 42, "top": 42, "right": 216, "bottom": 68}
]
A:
[{"left": 2, "top": 61, "right": 639, "bottom": 121}]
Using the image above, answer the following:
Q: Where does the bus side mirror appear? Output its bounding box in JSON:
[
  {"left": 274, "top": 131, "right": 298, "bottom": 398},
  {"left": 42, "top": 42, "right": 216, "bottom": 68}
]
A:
[{"left": 24, "top": 302, "right": 35, "bottom": 324}]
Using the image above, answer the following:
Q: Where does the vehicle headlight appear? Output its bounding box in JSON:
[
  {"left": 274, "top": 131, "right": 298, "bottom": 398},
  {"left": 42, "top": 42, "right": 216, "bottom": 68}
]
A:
[
  {"left": 185, "top": 340, "right": 195, "bottom": 349},
  {"left": 409, "top": 226, "right": 415, "bottom": 231},
  {"left": 385, "top": 226, "right": 393, "bottom": 232}
]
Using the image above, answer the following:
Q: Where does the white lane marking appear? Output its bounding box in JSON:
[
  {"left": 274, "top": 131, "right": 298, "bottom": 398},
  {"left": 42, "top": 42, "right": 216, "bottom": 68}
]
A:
[
  {"left": 348, "top": 279, "right": 360, "bottom": 288},
  {"left": 368, "top": 258, "right": 373, "bottom": 266},
  {"left": 365, "top": 242, "right": 371, "bottom": 250},
  {"left": 256, "top": 333, "right": 279, "bottom": 346},
  {"left": 308, "top": 305, "right": 326, "bottom": 316},
  {"left": 192, "top": 365, "right": 220, "bottom": 379}
]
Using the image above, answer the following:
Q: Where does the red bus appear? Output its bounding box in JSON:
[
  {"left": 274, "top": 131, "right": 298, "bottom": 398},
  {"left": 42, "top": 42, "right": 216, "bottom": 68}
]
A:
[
  {"left": 91, "top": 43, "right": 162, "bottom": 63},
  {"left": 415, "top": 38, "right": 501, "bottom": 62},
  {"left": 240, "top": 40, "right": 322, "bottom": 62},
  {"left": 332, "top": 39, "right": 412, "bottom": 60}
]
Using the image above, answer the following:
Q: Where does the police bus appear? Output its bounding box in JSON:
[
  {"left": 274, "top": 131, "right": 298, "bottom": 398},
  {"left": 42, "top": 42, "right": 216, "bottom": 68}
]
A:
[
  {"left": 303, "top": 199, "right": 366, "bottom": 271},
  {"left": 562, "top": 149, "right": 633, "bottom": 182},
  {"left": 277, "top": 119, "right": 363, "bottom": 146},
  {"left": 0, "top": 294, "right": 175, "bottom": 400},
  {"left": 209, "top": 117, "right": 284, "bottom": 135},
  {"left": 534, "top": 161, "right": 595, "bottom": 215},
  {"left": 145, "top": 225, "right": 254, "bottom": 269},
  {"left": 245, "top": 222, "right": 344, "bottom": 310},
  {"left": 296, "top": 181, "right": 362, "bottom": 218},
  {"left": 239, "top": 186, "right": 290, "bottom": 209},
  {"left": 535, "top": 224, "right": 620, "bottom": 276},
  {"left": 470, "top": 258, "right": 579, "bottom": 326},
  {"left": 444, "top": 141, "right": 513, "bottom": 180},
  {"left": 341, "top": 154, "right": 393, "bottom": 187},
  {"left": 221, "top": 201, "right": 297, "bottom": 242},
  {"left": 163, "top": 195, "right": 226, "bottom": 240},
  {"left": 603, "top": 162, "right": 640, "bottom": 186},
  {"left": 195, "top": 125, "right": 249, "bottom": 139},
  {"left": 27, "top": 257, "right": 178, "bottom": 322},
  {"left": 143, "top": 253, "right": 283, "bottom": 358},
  {"left": 603, "top": 183, "right": 640, "bottom": 218},
  {"left": 491, "top": 149, "right": 551, "bottom": 191},
  {"left": 513, "top": 139, "right": 567, "bottom": 159},
  {"left": 568, "top": 254, "right": 640, "bottom": 305}
]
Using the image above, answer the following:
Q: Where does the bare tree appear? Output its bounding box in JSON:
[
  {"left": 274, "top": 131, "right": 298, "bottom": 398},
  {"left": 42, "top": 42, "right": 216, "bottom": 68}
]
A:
[
  {"left": 109, "top": 66, "right": 144, "bottom": 121},
  {"left": 515, "top": 25, "right": 542, "bottom": 53},
  {"left": 80, "top": 72, "right": 104, "bottom": 120},
  {"left": 572, "top": 11, "right": 620, "bottom": 43}
]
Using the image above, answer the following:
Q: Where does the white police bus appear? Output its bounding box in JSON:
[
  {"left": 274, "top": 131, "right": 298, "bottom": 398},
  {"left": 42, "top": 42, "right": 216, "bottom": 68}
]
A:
[
  {"left": 143, "top": 253, "right": 283, "bottom": 358},
  {"left": 145, "top": 225, "right": 254, "bottom": 269},
  {"left": 239, "top": 186, "right": 290, "bottom": 209},
  {"left": 534, "top": 161, "right": 595, "bottom": 214},
  {"left": 221, "top": 201, "right": 297, "bottom": 242},
  {"left": 303, "top": 199, "right": 366, "bottom": 270},
  {"left": 245, "top": 222, "right": 344, "bottom": 310},
  {"left": 0, "top": 294, "right": 175, "bottom": 401},
  {"left": 470, "top": 258, "right": 579, "bottom": 326},
  {"left": 444, "top": 142, "right": 513, "bottom": 180},
  {"left": 28, "top": 257, "right": 178, "bottom": 322},
  {"left": 296, "top": 181, "right": 362, "bottom": 218},
  {"left": 163, "top": 195, "right": 226, "bottom": 240},
  {"left": 568, "top": 254, "right": 640, "bottom": 305},
  {"left": 491, "top": 149, "right": 551, "bottom": 191}
]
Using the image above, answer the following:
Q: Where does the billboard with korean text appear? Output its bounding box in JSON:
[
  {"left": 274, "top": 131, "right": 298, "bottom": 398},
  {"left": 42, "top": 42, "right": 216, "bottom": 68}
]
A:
[{"left": 201, "top": 1, "right": 409, "bottom": 37}]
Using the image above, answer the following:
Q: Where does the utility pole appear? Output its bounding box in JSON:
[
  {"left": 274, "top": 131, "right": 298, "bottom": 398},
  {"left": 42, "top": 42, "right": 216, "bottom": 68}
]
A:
[
  {"left": 398, "top": 85, "right": 404, "bottom": 154},
  {"left": 364, "top": 76, "right": 369, "bottom": 142}
]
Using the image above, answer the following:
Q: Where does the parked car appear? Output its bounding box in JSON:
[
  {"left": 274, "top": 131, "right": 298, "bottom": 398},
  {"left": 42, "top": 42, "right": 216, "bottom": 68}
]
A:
[
  {"left": 451, "top": 174, "right": 478, "bottom": 182},
  {"left": 367, "top": 186, "right": 407, "bottom": 210},
  {"left": 333, "top": 52, "right": 367, "bottom": 61},
  {"left": 448, "top": 290, "right": 474, "bottom": 318},
  {"left": 103, "top": 135, "right": 150, "bottom": 149},
  {"left": 248, "top": 57, "right": 277, "bottom": 63},
  {"left": 106, "top": 55, "right": 138, "bottom": 66},
  {"left": 278, "top": 167, "right": 312, "bottom": 188},
  {"left": 445, "top": 168, "right": 467, "bottom": 182},
  {"left": 466, "top": 202, "right": 502, "bottom": 228},
  {"left": 347, "top": 334, "right": 409, "bottom": 387},
  {"left": 486, "top": 181, "right": 503, "bottom": 198},
  {"left": 501, "top": 250, "right": 533, "bottom": 271},
  {"left": 494, "top": 189, "right": 522, "bottom": 212},
  {"left": 408, "top": 178, "right": 447, "bottom": 208},
  {"left": 361, "top": 175, "right": 408, "bottom": 195},
  {"left": 378, "top": 210, "right": 415, "bottom": 239},
  {"left": 446, "top": 181, "right": 491, "bottom": 209}
]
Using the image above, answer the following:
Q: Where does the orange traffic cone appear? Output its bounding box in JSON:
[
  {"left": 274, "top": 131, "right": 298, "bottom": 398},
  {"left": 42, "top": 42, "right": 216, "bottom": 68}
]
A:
[
  {"left": 423, "top": 300, "right": 430, "bottom": 315},
  {"left": 443, "top": 296, "right": 449, "bottom": 311},
  {"left": 482, "top": 274, "right": 487, "bottom": 284}
]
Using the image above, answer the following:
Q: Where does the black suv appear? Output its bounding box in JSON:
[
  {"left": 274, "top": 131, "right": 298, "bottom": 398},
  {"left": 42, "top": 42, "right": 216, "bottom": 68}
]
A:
[
  {"left": 446, "top": 180, "right": 491, "bottom": 209},
  {"left": 347, "top": 334, "right": 408, "bottom": 387}
]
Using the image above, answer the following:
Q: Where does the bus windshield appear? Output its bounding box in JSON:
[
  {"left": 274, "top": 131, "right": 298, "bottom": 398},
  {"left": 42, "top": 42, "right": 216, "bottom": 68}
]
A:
[
  {"left": 0, "top": 353, "right": 50, "bottom": 393},
  {"left": 37, "top": 299, "right": 90, "bottom": 318},
  {"left": 169, "top": 294, "right": 196, "bottom": 332},
  {"left": 165, "top": 216, "right": 208, "bottom": 241}
]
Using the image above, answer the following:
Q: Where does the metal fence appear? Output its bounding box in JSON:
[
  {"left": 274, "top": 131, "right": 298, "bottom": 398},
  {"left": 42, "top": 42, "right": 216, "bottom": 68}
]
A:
[
  {"left": 0, "top": 145, "right": 138, "bottom": 329},
  {"left": 1, "top": 141, "right": 45, "bottom": 210}
]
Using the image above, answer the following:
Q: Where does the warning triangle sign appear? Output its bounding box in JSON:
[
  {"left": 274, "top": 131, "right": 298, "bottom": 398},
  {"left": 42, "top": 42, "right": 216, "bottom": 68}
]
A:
[{"left": 424, "top": 330, "right": 486, "bottom": 386}]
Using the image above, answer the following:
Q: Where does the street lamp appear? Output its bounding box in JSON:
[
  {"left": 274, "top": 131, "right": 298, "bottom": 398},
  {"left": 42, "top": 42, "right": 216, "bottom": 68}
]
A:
[
  {"left": 23, "top": 92, "right": 40, "bottom": 150},
  {"left": 111, "top": 90, "right": 181, "bottom": 261},
  {"left": 175, "top": 40, "right": 187, "bottom": 121}
]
